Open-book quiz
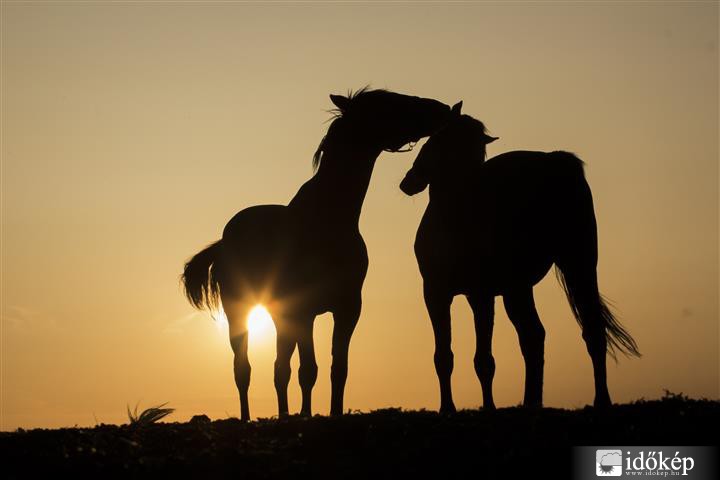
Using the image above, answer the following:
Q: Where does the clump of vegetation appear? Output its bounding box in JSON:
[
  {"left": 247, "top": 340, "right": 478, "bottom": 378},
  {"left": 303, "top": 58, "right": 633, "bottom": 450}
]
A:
[
  {"left": 1, "top": 396, "right": 716, "bottom": 478},
  {"left": 127, "top": 402, "right": 174, "bottom": 427},
  {"left": 661, "top": 390, "right": 689, "bottom": 401}
]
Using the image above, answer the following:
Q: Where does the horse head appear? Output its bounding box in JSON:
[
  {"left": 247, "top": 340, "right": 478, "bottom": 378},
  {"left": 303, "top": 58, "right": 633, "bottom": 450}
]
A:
[
  {"left": 313, "top": 88, "right": 461, "bottom": 169},
  {"left": 400, "top": 113, "right": 497, "bottom": 195}
]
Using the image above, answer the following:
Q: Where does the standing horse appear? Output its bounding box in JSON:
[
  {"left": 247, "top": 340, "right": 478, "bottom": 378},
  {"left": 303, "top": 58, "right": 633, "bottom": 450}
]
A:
[
  {"left": 182, "top": 88, "right": 457, "bottom": 420},
  {"left": 399, "top": 113, "right": 639, "bottom": 411}
]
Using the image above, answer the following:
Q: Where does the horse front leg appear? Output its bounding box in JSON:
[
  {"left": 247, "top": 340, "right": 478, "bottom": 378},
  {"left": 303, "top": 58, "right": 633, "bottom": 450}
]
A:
[
  {"left": 424, "top": 284, "right": 455, "bottom": 413},
  {"left": 274, "top": 322, "right": 297, "bottom": 418},
  {"left": 467, "top": 293, "right": 496, "bottom": 410},
  {"left": 297, "top": 318, "right": 318, "bottom": 416},
  {"left": 223, "top": 295, "right": 253, "bottom": 421},
  {"left": 330, "top": 296, "right": 361, "bottom": 416},
  {"left": 503, "top": 287, "right": 545, "bottom": 408}
]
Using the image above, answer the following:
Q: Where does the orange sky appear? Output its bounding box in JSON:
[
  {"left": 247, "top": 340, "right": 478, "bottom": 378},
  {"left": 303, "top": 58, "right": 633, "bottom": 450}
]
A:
[{"left": 1, "top": 2, "right": 718, "bottom": 430}]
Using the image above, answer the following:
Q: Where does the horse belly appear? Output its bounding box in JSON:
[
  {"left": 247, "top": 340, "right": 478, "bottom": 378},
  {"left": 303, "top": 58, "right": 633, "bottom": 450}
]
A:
[
  {"left": 428, "top": 222, "right": 553, "bottom": 295},
  {"left": 223, "top": 208, "right": 367, "bottom": 314},
  {"left": 471, "top": 241, "right": 554, "bottom": 292},
  {"left": 286, "top": 232, "right": 369, "bottom": 313}
]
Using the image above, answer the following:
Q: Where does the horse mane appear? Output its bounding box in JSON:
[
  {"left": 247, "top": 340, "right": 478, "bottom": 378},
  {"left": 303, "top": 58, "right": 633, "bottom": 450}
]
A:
[
  {"left": 449, "top": 114, "right": 493, "bottom": 162},
  {"left": 312, "top": 86, "right": 389, "bottom": 171}
]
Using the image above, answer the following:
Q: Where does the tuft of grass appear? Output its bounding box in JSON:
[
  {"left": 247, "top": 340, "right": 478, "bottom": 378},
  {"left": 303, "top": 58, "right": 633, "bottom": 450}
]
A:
[
  {"left": 127, "top": 402, "right": 175, "bottom": 427},
  {"left": 662, "top": 390, "right": 689, "bottom": 402}
]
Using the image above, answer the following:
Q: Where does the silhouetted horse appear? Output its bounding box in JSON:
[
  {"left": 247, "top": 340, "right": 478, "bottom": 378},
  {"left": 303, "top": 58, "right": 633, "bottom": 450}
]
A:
[
  {"left": 182, "top": 88, "right": 456, "bottom": 420},
  {"left": 400, "top": 113, "right": 639, "bottom": 411}
]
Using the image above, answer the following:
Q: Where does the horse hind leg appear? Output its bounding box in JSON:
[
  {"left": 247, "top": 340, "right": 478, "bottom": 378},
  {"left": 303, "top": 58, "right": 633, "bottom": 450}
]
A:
[
  {"left": 467, "top": 293, "right": 496, "bottom": 410},
  {"left": 556, "top": 265, "right": 612, "bottom": 408},
  {"left": 503, "top": 287, "right": 545, "bottom": 408},
  {"left": 221, "top": 293, "right": 253, "bottom": 421}
]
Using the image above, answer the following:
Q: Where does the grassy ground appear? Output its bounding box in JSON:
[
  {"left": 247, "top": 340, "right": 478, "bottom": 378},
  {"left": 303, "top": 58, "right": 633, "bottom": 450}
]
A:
[{"left": 1, "top": 394, "right": 717, "bottom": 479}]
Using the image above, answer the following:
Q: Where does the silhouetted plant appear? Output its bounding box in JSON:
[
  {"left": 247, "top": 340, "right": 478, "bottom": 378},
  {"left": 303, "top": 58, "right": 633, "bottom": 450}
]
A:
[
  {"left": 127, "top": 402, "right": 174, "bottom": 427},
  {"left": 662, "top": 390, "right": 689, "bottom": 402}
]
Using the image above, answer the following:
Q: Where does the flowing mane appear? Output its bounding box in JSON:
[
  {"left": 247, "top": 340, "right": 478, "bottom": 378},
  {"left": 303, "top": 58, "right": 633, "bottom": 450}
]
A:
[{"left": 312, "top": 86, "right": 388, "bottom": 170}]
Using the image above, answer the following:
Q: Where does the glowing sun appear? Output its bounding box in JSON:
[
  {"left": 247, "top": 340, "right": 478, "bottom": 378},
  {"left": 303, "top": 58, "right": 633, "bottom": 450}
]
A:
[{"left": 247, "top": 305, "right": 274, "bottom": 340}]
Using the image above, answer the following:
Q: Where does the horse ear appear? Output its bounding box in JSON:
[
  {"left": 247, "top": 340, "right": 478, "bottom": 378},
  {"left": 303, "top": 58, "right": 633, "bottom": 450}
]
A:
[
  {"left": 484, "top": 135, "right": 499, "bottom": 144},
  {"left": 330, "top": 94, "right": 351, "bottom": 112},
  {"left": 451, "top": 101, "right": 463, "bottom": 115}
]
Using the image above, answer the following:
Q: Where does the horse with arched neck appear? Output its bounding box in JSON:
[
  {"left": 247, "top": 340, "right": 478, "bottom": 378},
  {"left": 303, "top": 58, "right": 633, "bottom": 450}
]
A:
[
  {"left": 400, "top": 113, "right": 639, "bottom": 412},
  {"left": 182, "top": 88, "right": 459, "bottom": 420}
]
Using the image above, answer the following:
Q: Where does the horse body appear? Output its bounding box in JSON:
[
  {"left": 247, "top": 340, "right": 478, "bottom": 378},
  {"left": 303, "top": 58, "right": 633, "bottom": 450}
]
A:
[
  {"left": 219, "top": 188, "right": 369, "bottom": 318},
  {"left": 183, "top": 89, "right": 455, "bottom": 420},
  {"left": 415, "top": 151, "right": 589, "bottom": 296},
  {"left": 401, "top": 115, "right": 639, "bottom": 412}
]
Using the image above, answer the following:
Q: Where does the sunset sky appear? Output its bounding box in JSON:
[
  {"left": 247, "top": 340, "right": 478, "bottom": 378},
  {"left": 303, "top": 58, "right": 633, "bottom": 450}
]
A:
[{"left": 1, "top": 2, "right": 718, "bottom": 430}]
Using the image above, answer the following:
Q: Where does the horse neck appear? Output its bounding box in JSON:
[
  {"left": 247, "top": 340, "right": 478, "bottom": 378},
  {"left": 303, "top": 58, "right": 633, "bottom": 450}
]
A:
[
  {"left": 427, "top": 150, "right": 485, "bottom": 208},
  {"left": 427, "top": 173, "right": 485, "bottom": 232},
  {"left": 289, "top": 142, "right": 380, "bottom": 226},
  {"left": 428, "top": 169, "right": 476, "bottom": 209}
]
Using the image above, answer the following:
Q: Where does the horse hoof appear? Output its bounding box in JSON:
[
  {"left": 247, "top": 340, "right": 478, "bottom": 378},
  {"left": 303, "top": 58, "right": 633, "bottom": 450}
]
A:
[
  {"left": 594, "top": 398, "right": 612, "bottom": 409},
  {"left": 439, "top": 405, "right": 457, "bottom": 414}
]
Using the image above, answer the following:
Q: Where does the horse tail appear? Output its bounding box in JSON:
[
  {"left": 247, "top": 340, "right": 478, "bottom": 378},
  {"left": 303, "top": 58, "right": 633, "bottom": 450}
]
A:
[
  {"left": 555, "top": 267, "right": 640, "bottom": 359},
  {"left": 181, "top": 240, "right": 223, "bottom": 311},
  {"left": 552, "top": 152, "right": 640, "bottom": 359}
]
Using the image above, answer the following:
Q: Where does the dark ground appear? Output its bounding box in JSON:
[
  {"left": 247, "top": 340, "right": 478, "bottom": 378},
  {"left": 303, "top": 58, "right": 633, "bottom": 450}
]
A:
[{"left": 1, "top": 394, "right": 717, "bottom": 479}]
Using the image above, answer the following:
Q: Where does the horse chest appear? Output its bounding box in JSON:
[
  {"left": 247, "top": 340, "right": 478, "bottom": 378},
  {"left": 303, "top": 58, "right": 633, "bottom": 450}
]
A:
[
  {"left": 416, "top": 216, "right": 476, "bottom": 276},
  {"left": 415, "top": 208, "right": 527, "bottom": 293}
]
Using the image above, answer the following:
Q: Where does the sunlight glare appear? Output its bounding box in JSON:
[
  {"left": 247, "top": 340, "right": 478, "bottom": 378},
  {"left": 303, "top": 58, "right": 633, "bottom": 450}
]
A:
[
  {"left": 213, "top": 309, "right": 229, "bottom": 334},
  {"left": 247, "top": 305, "right": 274, "bottom": 342}
]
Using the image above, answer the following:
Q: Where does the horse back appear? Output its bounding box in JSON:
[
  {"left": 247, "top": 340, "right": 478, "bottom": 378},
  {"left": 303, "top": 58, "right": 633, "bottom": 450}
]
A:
[
  {"left": 414, "top": 150, "right": 595, "bottom": 294},
  {"left": 481, "top": 150, "right": 595, "bottom": 249}
]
